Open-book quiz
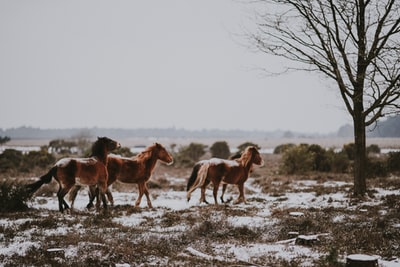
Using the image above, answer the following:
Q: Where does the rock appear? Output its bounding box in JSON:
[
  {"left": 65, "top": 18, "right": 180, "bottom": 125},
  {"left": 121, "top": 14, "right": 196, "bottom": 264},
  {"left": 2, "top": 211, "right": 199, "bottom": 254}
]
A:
[
  {"left": 45, "top": 248, "right": 65, "bottom": 259},
  {"left": 289, "top": 211, "right": 304, "bottom": 217},
  {"left": 295, "top": 234, "right": 319, "bottom": 246}
]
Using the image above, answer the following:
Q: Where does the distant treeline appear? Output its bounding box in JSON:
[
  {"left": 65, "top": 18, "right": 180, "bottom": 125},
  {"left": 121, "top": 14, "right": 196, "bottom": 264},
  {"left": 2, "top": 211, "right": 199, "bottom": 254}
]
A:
[
  {"left": 2, "top": 115, "right": 400, "bottom": 140},
  {"left": 337, "top": 115, "right": 400, "bottom": 138},
  {"left": 0, "top": 126, "right": 290, "bottom": 140}
]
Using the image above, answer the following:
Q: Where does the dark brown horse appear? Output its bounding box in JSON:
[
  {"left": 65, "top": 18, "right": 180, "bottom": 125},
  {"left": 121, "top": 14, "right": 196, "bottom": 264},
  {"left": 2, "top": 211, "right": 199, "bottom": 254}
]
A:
[
  {"left": 26, "top": 137, "right": 120, "bottom": 212},
  {"left": 186, "top": 146, "right": 263, "bottom": 205},
  {"left": 69, "top": 142, "right": 173, "bottom": 208}
]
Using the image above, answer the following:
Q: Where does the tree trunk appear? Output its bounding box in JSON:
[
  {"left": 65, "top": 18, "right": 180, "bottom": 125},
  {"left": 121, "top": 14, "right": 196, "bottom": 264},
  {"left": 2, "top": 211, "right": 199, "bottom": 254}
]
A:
[
  {"left": 346, "top": 254, "right": 378, "bottom": 267},
  {"left": 353, "top": 106, "right": 367, "bottom": 196}
]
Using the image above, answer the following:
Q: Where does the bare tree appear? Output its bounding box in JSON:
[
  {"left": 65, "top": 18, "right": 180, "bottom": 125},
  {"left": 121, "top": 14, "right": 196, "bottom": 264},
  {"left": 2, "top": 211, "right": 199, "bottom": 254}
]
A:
[{"left": 249, "top": 0, "right": 400, "bottom": 196}]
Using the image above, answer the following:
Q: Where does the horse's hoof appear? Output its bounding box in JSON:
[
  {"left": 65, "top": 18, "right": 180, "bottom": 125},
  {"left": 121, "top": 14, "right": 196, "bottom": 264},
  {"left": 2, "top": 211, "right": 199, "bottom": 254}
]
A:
[{"left": 233, "top": 199, "right": 244, "bottom": 205}]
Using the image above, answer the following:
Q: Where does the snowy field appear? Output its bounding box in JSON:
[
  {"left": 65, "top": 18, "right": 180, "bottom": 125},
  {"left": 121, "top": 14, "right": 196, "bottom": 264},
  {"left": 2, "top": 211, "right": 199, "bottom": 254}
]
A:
[{"left": 1, "top": 172, "right": 400, "bottom": 266}]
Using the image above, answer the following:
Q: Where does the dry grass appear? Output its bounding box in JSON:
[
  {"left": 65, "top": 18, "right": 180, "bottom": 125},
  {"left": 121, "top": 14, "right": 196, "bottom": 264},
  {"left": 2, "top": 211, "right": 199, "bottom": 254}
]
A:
[{"left": 1, "top": 153, "right": 400, "bottom": 266}]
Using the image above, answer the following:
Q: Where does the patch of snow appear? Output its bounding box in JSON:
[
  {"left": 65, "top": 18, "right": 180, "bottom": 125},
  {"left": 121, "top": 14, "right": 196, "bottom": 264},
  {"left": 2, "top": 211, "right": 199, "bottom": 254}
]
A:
[
  {"left": 332, "top": 214, "right": 346, "bottom": 223},
  {"left": 152, "top": 191, "right": 193, "bottom": 210},
  {"left": 152, "top": 224, "right": 188, "bottom": 233},
  {"left": 347, "top": 253, "right": 379, "bottom": 261},
  {"left": 228, "top": 216, "right": 266, "bottom": 227},
  {"left": 379, "top": 258, "right": 400, "bottom": 267},
  {"left": 0, "top": 239, "right": 41, "bottom": 256},
  {"left": 0, "top": 218, "right": 31, "bottom": 227},
  {"left": 214, "top": 243, "right": 320, "bottom": 265},
  {"left": 113, "top": 213, "right": 149, "bottom": 227},
  {"left": 323, "top": 181, "right": 351, "bottom": 187}
]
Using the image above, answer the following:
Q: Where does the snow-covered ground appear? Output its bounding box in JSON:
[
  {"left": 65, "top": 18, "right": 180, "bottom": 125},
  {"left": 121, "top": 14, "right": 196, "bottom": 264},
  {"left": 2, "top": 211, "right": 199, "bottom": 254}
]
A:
[{"left": 1, "top": 176, "right": 400, "bottom": 266}]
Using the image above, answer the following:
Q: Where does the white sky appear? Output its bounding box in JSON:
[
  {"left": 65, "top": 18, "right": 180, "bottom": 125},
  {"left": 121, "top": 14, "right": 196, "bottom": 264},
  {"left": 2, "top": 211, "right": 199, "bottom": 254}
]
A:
[{"left": 0, "top": 0, "right": 351, "bottom": 133}]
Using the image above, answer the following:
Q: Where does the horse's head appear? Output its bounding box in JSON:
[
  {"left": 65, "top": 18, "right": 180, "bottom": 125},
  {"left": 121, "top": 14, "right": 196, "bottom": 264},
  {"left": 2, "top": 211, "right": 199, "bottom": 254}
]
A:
[
  {"left": 242, "top": 146, "right": 264, "bottom": 166},
  {"left": 154, "top": 143, "right": 174, "bottom": 165},
  {"left": 94, "top": 137, "right": 121, "bottom": 154}
]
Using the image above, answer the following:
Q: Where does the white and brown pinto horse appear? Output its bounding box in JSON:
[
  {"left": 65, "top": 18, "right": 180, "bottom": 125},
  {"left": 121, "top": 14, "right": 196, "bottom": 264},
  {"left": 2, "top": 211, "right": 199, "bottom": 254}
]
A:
[
  {"left": 70, "top": 142, "right": 173, "bottom": 209},
  {"left": 26, "top": 137, "right": 121, "bottom": 212},
  {"left": 186, "top": 146, "right": 263, "bottom": 205}
]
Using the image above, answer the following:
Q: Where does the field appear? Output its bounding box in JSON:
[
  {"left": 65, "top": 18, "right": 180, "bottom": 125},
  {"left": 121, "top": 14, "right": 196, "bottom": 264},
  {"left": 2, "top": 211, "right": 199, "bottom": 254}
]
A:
[{"left": 1, "top": 139, "right": 400, "bottom": 266}]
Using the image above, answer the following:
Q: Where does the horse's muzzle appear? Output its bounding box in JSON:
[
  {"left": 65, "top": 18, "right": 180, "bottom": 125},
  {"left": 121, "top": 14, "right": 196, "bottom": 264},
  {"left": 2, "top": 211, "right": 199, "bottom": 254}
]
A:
[{"left": 259, "top": 159, "right": 265, "bottom": 167}]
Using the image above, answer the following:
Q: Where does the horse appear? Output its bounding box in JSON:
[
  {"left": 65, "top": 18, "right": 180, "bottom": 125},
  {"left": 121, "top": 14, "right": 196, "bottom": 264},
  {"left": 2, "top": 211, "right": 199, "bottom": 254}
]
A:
[
  {"left": 186, "top": 146, "right": 264, "bottom": 205},
  {"left": 186, "top": 153, "right": 245, "bottom": 204},
  {"left": 69, "top": 142, "right": 173, "bottom": 209},
  {"left": 26, "top": 137, "right": 121, "bottom": 212}
]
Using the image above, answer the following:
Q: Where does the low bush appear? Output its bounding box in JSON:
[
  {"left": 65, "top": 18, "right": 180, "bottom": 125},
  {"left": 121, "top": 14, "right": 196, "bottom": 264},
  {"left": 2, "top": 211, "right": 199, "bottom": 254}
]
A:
[
  {"left": 173, "top": 143, "right": 207, "bottom": 167},
  {"left": 367, "top": 144, "right": 381, "bottom": 154},
  {"left": 210, "top": 141, "right": 230, "bottom": 159},
  {"left": 0, "top": 181, "right": 32, "bottom": 212},
  {"left": 0, "top": 148, "right": 55, "bottom": 174},
  {"left": 366, "top": 158, "right": 388, "bottom": 178},
  {"left": 273, "top": 143, "right": 296, "bottom": 154},
  {"left": 280, "top": 144, "right": 351, "bottom": 175},
  {"left": 386, "top": 151, "right": 400, "bottom": 173},
  {"left": 281, "top": 145, "right": 314, "bottom": 174}
]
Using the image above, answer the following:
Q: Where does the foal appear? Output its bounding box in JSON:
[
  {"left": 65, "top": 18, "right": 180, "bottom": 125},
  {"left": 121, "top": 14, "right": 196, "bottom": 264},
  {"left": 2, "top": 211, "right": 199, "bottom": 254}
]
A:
[{"left": 26, "top": 137, "right": 120, "bottom": 212}]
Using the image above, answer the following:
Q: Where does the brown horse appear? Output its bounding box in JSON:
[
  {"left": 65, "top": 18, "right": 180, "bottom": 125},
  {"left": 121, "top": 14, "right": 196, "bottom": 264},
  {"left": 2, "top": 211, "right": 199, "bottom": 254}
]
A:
[
  {"left": 26, "top": 137, "right": 121, "bottom": 212},
  {"left": 69, "top": 142, "right": 173, "bottom": 208},
  {"left": 186, "top": 146, "right": 263, "bottom": 205}
]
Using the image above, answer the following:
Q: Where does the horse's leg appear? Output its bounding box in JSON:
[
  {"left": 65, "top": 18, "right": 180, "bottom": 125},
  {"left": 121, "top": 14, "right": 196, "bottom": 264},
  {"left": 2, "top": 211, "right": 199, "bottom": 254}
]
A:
[
  {"left": 200, "top": 180, "right": 210, "bottom": 204},
  {"left": 87, "top": 185, "right": 97, "bottom": 209},
  {"left": 57, "top": 186, "right": 71, "bottom": 213},
  {"left": 100, "top": 189, "right": 108, "bottom": 209},
  {"left": 68, "top": 185, "right": 81, "bottom": 210},
  {"left": 143, "top": 183, "right": 153, "bottom": 208},
  {"left": 135, "top": 183, "right": 144, "bottom": 207},
  {"left": 94, "top": 186, "right": 107, "bottom": 210},
  {"left": 220, "top": 184, "right": 227, "bottom": 203},
  {"left": 234, "top": 183, "right": 246, "bottom": 204},
  {"left": 57, "top": 186, "right": 64, "bottom": 212},
  {"left": 97, "top": 171, "right": 109, "bottom": 210},
  {"left": 213, "top": 181, "right": 221, "bottom": 205},
  {"left": 106, "top": 187, "right": 114, "bottom": 206}
]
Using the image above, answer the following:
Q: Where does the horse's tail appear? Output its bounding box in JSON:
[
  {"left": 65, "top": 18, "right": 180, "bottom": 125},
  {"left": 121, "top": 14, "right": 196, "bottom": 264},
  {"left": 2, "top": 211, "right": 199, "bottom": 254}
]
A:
[
  {"left": 186, "top": 162, "right": 202, "bottom": 192},
  {"left": 26, "top": 166, "right": 56, "bottom": 195},
  {"left": 186, "top": 162, "right": 210, "bottom": 202}
]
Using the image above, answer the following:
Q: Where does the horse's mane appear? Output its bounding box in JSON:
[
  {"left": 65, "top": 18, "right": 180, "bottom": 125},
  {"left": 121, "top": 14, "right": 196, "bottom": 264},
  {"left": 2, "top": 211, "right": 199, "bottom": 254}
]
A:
[
  {"left": 91, "top": 138, "right": 105, "bottom": 157},
  {"left": 238, "top": 146, "right": 256, "bottom": 167},
  {"left": 135, "top": 143, "right": 158, "bottom": 161}
]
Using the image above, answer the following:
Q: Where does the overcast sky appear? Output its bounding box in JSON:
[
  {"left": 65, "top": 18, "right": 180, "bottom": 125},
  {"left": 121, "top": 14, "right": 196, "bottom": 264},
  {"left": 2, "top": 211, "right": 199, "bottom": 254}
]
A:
[{"left": 0, "top": 0, "right": 351, "bottom": 133}]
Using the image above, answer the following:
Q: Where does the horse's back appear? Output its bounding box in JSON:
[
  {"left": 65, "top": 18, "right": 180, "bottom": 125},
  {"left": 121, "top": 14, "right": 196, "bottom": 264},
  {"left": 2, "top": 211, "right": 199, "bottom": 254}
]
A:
[
  {"left": 207, "top": 160, "right": 245, "bottom": 185},
  {"left": 108, "top": 156, "right": 144, "bottom": 184},
  {"left": 56, "top": 157, "right": 107, "bottom": 185}
]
